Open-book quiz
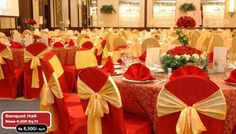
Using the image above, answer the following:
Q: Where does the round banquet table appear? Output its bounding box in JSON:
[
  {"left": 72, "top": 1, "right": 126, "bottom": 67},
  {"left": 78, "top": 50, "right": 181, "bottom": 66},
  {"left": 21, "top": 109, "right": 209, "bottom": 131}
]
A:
[
  {"left": 11, "top": 47, "right": 78, "bottom": 69},
  {"left": 113, "top": 73, "right": 236, "bottom": 134}
]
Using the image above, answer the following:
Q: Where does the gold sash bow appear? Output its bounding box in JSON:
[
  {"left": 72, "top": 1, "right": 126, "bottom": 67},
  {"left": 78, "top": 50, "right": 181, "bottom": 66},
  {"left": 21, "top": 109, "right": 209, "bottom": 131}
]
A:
[
  {"left": 40, "top": 73, "right": 63, "bottom": 132},
  {"left": 77, "top": 76, "right": 122, "bottom": 134},
  {"left": 24, "top": 49, "right": 47, "bottom": 88},
  {"left": 157, "top": 88, "right": 226, "bottom": 134},
  {"left": 0, "top": 48, "right": 13, "bottom": 80}
]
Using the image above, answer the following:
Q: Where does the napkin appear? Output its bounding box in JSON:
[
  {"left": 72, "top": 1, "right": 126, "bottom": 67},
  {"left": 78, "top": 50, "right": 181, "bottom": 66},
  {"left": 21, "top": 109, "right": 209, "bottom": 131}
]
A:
[
  {"left": 123, "top": 63, "right": 155, "bottom": 81},
  {"left": 225, "top": 69, "right": 236, "bottom": 83},
  {"left": 101, "top": 56, "right": 115, "bottom": 74},
  {"left": 53, "top": 42, "right": 64, "bottom": 48},
  {"left": 10, "top": 41, "right": 23, "bottom": 48},
  {"left": 169, "top": 65, "right": 210, "bottom": 81},
  {"left": 68, "top": 39, "right": 75, "bottom": 47},
  {"left": 139, "top": 51, "right": 146, "bottom": 61}
]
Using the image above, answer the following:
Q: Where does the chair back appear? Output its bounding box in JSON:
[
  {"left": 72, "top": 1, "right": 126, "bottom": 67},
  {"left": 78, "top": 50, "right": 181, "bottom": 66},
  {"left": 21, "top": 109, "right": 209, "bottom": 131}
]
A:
[
  {"left": 40, "top": 51, "right": 70, "bottom": 133},
  {"left": 78, "top": 67, "right": 126, "bottom": 134},
  {"left": 207, "top": 34, "right": 224, "bottom": 52},
  {"left": 0, "top": 43, "right": 17, "bottom": 98},
  {"left": 190, "top": 31, "right": 200, "bottom": 48},
  {"left": 141, "top": 38, "right": 160, "bottom": 53},
  {"left": 24, "top": 42, "right": 48, "bottom": 98},
  {"left": 157, "top": 76, "right": 226, "bottom": 134},
  {"left": 229, "top": 35, "right": 236, "bottom": 60},
  {"left": 113, "top": 37, "right": 127, "bottom": 51},
  {"left": 195, "top": 33, "right": 211, "bottom": 52},
  {"left": 107, "top": 33, "right": 119, "bottom": 51},
  {"left": 169, "top": 65, "right": 209, "bottom": 81},
  {"left": 75, "top": 49, "right": 98, "bottom": 70}
]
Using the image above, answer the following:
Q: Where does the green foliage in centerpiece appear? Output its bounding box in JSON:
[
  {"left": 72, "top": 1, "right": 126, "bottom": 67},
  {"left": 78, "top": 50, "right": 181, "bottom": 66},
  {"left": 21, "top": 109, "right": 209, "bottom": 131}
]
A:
[
  {"left": 161, "top": 46, "right": 208, "bottom": 71},
  {"left": 100, "top": 5, "right": 116, "bottom": 14},
  {"left": 176, "top": 29, "right": 189, "bottom": 46},
  {"left": 179, "top": 3, "right": 196, "bottom": 13}
]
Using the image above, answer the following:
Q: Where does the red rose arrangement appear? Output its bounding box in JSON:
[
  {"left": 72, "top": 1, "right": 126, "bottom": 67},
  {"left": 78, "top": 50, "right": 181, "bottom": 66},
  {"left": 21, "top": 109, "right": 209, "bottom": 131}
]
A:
[
  {"left": 167, "top": 46, "right": 202, "bottom": 56},
  {"left": 162, "top": 46, "right": 208, "bottom": 71},
  {"left": 24, "top": 18, "right": 37, "bottom": 31},
  {"left": 24, "top": 18, "right": 37, "bottom": 25},
  {"left": 176, "top": 16, "right": 196, "bottom": 28}
]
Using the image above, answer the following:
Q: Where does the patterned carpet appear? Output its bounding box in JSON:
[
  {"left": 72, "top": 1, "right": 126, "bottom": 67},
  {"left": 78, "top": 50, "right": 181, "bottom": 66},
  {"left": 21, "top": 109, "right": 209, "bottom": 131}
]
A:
[{"left": 0, "top": 99, "right": 40, "bottom": 134}]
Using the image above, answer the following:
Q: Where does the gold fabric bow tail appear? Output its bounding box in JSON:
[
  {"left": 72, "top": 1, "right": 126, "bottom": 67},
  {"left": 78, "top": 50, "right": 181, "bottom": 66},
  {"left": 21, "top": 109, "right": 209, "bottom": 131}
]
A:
[{"left": 78, "top": 77, "right": 122, "bottom": 134}]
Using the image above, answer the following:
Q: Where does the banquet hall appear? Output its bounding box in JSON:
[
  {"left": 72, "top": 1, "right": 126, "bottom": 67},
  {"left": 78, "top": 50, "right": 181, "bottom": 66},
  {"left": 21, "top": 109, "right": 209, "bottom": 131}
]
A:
[{"left": 0, "top": 0, "right": 236, "bottom": 134}]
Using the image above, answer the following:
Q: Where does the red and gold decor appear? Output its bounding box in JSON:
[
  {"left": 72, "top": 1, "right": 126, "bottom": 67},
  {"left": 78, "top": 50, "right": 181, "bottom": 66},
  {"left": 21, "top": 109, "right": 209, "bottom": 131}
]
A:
[
  {"left": 161, "top": 46, "right": 208, "bottom": 71},
  {"left": 24, "top": 18, "right": 37, "bottom": 31},
  {"left": 176, "top": 16, "right": 196, "bottom": 29}
]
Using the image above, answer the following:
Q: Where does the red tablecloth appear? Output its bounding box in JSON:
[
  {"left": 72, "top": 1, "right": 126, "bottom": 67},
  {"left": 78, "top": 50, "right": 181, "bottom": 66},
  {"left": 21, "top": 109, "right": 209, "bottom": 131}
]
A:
[
  {"left": 11, "top": 47, "right": 78, "bottom": 69},
  {"left": 113, "top": 74, "right": 236, "bottom": 134}
]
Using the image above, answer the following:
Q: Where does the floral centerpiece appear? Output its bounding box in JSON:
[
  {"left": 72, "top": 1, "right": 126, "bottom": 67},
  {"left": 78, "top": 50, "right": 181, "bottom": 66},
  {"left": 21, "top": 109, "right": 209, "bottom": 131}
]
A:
[
  {"left": 24, "top": 18, "right": 37, "bottom": 31},
  {"left": 176, "top": 16, "right": 196, "bottom": 29},
  {"left": 162, "top": 16, "right": 206, "bottom": 71},
  {"left": 162, "top": 46, "right": 208, "bottom": 71}
]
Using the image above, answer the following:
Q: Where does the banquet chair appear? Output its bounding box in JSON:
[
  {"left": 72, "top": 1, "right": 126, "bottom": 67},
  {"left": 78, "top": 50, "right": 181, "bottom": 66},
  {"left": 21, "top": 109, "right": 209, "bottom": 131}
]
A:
[
  {"left": 0, "top": 43, "right": 23, "bottom": 98},
  {"left": 207, "top": 34, "right": 224, "bottom": 53},
  {"left": 77, "top": 36, "right": 94, "bottom": 49},
  {"left": 107, "top": 33, "right": 119, "bottom": 51},
  {"left": 40, "top": 51, "right": 86, "bottom": 134},
  {"left": 195, "top": 33, "right": 211, "bottom": 52},
  {"left": 141, "top": 38, "right": 160, "bottom": 53},
  {"left": 24, "top": 42, "right": 48, "bottom": 99},
  {"left": 113, "top": 37, "right": 127, "bottom": 50},
  {"left": 169, "top": 65, "right": 209, "bottom": 81},
  {"left": 157, "top": 75, "right": 226, "bottom": 134},
  {"left": 75, "top": 48, "right": 98, "bottom": 70},
  {"left": 77, "top": 67, "right": 153, "bottom": 134},
  {"left": 229, "top": 35, "right": 236, "bottom": 61},
  {"left": 190, "top": 31, "right": 200, "bottom": 48}
]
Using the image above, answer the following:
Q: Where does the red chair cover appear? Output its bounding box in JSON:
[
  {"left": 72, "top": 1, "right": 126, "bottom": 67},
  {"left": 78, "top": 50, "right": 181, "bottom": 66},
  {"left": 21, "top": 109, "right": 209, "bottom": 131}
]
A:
[
  {"left": 78, "top": 67, "right": 152, "bottom": 134},
  {"left": 81, "top": 41, "right": 93, "bottom": 49},
  {"left": 24, "top": 42, "right": 47, "bottom": 99},
  {"left": 41, "top": 51, "right": 86, "bottom": 134},
  {"left": 0, "top": 43, "right": 23, "bottom": 98},
  {"left": 169, "top": 65, "right": 210, "bottom": 81},
  {"left": 157, "top": 76, "right": 225, "bottom": 134}
]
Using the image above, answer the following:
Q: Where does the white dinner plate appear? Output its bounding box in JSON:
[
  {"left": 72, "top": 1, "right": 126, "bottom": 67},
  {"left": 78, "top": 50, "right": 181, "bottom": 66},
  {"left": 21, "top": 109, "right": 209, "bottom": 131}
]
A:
[
  {"left": 114, "top": 65, "right": 122, "bottom": 69},
  {"left": 122, "top": 77, "right": 152, "bottom": 84},
  {"left": 110, "top": 70, "right": 123, "bottom": 76}
]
